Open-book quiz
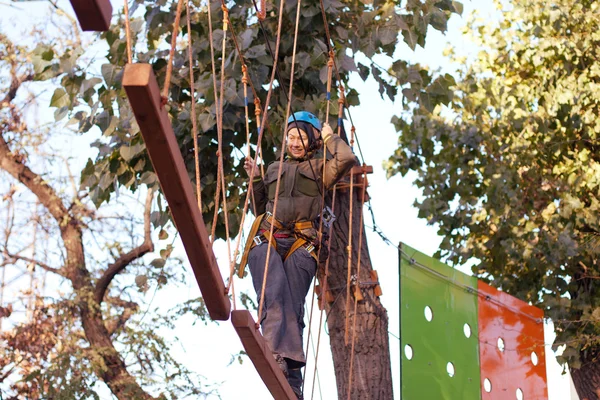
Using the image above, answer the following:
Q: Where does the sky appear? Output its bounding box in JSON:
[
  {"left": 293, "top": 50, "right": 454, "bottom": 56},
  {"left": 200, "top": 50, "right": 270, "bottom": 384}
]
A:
[{"left": 0, "top": 0, "right": 577, "bottom": 399}]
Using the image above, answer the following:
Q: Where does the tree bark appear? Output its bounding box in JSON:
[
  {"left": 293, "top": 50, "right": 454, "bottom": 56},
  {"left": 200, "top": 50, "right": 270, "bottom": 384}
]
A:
[
  {"left": 324, "top": 186, "right": 393, "bottom": 400},
  {"left": 572, "top": 353, "right": 600, "bottom": 400}
]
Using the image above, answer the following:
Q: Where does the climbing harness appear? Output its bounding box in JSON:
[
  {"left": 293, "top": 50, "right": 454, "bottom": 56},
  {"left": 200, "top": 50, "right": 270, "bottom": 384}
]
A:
[{"left": 238, "top": 211, "right": 322, "bottom": 278}]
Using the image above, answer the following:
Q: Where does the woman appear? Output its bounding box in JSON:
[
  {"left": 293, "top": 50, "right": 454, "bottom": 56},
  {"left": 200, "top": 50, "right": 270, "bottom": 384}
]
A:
[{"left": 241, "top": 111, "right": 355, "bottom": 398}]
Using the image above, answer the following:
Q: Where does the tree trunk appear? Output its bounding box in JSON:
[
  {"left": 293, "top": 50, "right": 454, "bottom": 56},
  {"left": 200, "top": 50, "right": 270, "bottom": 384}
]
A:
[
  {"left": 62, "top": 222, "right": 156, "bottom": 400},
  {"left": 324, "top": 186, "right": 393, "bottom": 400},
  {"left": 572, "top": 350, "right": 600, "bottom": 400}
]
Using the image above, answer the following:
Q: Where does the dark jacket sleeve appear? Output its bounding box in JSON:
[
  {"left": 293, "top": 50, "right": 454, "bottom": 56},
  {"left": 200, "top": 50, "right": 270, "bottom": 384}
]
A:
[
  {"left": 249, "top": 176, "right": 267, "bottom": 216},
  {"left": 323, "top": 134, "right": 357, "bottom": 189}
]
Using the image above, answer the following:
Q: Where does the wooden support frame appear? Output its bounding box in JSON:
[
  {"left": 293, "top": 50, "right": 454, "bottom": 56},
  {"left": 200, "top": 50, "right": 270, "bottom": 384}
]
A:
[
  {"left": 69, "top": 0, "right": 112, "bottom": 31},
  {"left": 231, "top": 310, "right": 297, "bottom": 400},
  {"left": 123, "top": 63, "right": 230, "bottom": 321}
]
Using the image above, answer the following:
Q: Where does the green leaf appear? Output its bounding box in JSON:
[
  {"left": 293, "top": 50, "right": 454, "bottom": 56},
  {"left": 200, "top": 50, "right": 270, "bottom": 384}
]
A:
[
  {"left": 50, "top": 88, "right": 70, "bottom": 108},
  {"left": 119, "top": 143, "right": 146, "bottom": 162}
]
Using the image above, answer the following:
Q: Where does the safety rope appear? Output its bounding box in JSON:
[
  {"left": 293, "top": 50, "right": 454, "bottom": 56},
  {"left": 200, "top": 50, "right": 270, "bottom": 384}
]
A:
[
  {"left": 185, "top": 0, "right": 202, "bottom": 210},
  {"left": 256, "top": 0, "right": 302, "bottom": 325},
  {"left": 162, "top": 0, "right": 185, "bottom": 101},
  {"left": 325, "top": 51, "right": 334, "bottom": 123},
  {"left": 347, "top": 169, "right": 368, "bottom": 400},
  {"left": 343, "top": 131, "right": 356, "bottom": 345},
  {"left": 207, "top": 0, "right": 222, "bottom": 243},
  {"left": 310, "top": 188, "right": 336, "bottom": 400},
  {"left": 123, "top": 0, "right": 133, "bottom": 64}
]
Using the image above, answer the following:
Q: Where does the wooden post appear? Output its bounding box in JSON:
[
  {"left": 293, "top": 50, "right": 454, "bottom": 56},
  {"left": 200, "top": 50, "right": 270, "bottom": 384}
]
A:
[
  {"left": 69, "top": 0, "right": 112, "bottom": 31},
  {"left": 122, "top": 63, "right": 230, "bottom": 321},
  {"left": 231, "top": 310, "right": 298, "bottom": 400}
]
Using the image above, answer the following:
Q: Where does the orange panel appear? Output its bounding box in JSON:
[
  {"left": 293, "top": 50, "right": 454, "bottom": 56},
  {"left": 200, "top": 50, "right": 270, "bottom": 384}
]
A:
[{"left": 478, "top": 281, "right": 548, "bottom": 400}]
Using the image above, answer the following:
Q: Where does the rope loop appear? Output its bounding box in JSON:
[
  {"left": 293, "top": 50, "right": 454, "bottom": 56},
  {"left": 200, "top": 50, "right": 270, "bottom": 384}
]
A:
[{"left": 242, "top": 64, "right": 249, "bottom": 84}]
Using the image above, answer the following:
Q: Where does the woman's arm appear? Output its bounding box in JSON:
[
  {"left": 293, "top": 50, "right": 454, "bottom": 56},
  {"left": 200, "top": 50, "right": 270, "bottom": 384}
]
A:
[
  {"left": 244, "top": 157, "right": 267, "bottom": 216},
  {"left": 321, "top": 124, "right": 357, "bottom": 189}
]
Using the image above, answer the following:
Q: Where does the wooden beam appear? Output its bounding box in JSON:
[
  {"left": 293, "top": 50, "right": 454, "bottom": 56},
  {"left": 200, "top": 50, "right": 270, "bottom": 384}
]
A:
[
  {"left": 122, "top": 63, "right": 230, "bottom": 321},
  {"left": 69, "top": 0, "right": 112, "bottom": 31},
  {"left": 231, "top": 310, "right": 297, "bottom": 400}
]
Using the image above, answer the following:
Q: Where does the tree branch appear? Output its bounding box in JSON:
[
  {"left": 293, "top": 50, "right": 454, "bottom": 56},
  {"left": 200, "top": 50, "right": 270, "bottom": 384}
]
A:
[
  {"left": 2, "top": 250, "right": 65, "bottom": 277},
  {"left": 94, "top": 188, "right": 155, "bottom": 304},
  {"left": 0, "top": 134, "right": 70, "bottom": 226}
]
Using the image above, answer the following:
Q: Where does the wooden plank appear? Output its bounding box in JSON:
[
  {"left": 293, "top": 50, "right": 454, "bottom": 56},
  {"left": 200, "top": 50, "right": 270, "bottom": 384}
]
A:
[
  {"left": 69, "top": 0, "right": 112, "bottom": 31},
  {"left": 122, "top": 63, "right": 230, "bottom": 321},
  {"left": 231, "top": 310, "right": 297, "bottom": 400}
]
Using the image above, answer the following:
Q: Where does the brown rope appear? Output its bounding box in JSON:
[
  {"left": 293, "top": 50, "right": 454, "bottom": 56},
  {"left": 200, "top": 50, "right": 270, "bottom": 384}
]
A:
[
  {"left": 162, "top": 0, "right": 186, "bottom": 101},
  {"left": 310, "top": 188, "right": 336, "bottom": 399},
  {"left": 186, "top": 0, "right": 202, "bottom": 211},
  {"left": 123, "top": 0, "right": 133, "bottom": 64},
  {"left": 344, "top": 142, "right": 355, "bottom": 345},
  {"left": 255, "top": 0, "right": 301, "bottom": 326},
  {"left": 347, "top": 168, "right": 367, "bottom": 399},
  {"left": 325, "top": 52, "right": 334, "bottom": 123}
]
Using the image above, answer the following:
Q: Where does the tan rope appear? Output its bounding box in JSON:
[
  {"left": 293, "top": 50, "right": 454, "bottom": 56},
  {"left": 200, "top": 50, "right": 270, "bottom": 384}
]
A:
[
  {"left": 123, "top": 0, "right": 133, "bottom": 63},
  {"left": 325, "top": 52, "right": 334, "bottom": 124},
  {"left": 186, "top": 0, "right": 202, "bottom": 211},
  {"left": 344, "top": 124, "right": 355, "bottom": 345},
  {"left": 347, "top": 168, "right": 367, "bottom": 399},
  {"left": 256, "top": 0, "right": 301, "bottom": 326},
  {"left": 162, "top": 0, "right": 185, "bottom": 101},
  {"left": 310, "top": 187, "right": 336, "bottom": 399}
]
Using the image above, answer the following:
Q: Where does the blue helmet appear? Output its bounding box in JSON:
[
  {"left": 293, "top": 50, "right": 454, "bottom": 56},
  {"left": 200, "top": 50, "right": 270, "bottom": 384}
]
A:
[{"left": 287, "top": 111, "right": 322, "bottom": 132}]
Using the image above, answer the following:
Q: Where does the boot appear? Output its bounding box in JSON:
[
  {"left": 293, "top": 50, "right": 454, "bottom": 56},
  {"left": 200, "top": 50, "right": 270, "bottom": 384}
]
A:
[
  {"left": 287, "top": 368, "right": 303, "bottom": 400},
  {"left": 273, "top": 353, "right": 288, "bottom": 378}
]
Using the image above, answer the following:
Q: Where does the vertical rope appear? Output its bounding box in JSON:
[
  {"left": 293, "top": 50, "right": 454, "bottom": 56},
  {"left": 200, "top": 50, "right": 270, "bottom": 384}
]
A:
[
  {"left": 186, "top": 0, "right": 202, "bottom": 211},
  {"left": 325, "top": 51, "right": 334, "bottom": 124},
  {"left": 123, "top": 0, "right": 133, "bottom": 63},
  {"left": 347, "top": 170, "right": 367, "bottom": 399},
  {"left": 256, "top": 0, "right": 302, "bottom": 326},
  {"left": 344, "top": 122, "right": 356, "bottom": 345},
  {"left": 162, "top": 0, "right": 186, "bottom": 100},
  {"left": 310, "top": 188, "right": 336, "bottom": 399},
  {"left": 26, "top": 205, "right": 39, "bottom": 321}
]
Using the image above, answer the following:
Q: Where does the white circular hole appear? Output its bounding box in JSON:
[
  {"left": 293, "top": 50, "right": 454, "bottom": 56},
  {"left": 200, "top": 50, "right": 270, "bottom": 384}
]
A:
[
  {"left": 446, "top": 362, "right": 455, "bottom": 377},
  {"left": 516, "top": 388, "right": 524, "bottom": 400},
  {"left": 497, "top": 337, "right": 505, "bottom": 352},
  {"left": 463, "top": 323, "right": 471, "bottom": 338},
  {"left": 531, "top": 351, "right": 538, "bottom": 366},
  {"left": 404, "top": 344, "right": 413, "bottom": 360},
  {"left": 424, "top": 306, "right": 433, "bottom": 322},
  {"left": 483, "top": 378, "right": 492, "bottom": 393}
]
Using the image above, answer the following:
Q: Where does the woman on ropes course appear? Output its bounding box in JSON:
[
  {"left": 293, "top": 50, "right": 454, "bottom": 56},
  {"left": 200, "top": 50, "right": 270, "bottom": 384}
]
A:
[{"left": 240, "top": 111, "right": 355, "bottom": 398}]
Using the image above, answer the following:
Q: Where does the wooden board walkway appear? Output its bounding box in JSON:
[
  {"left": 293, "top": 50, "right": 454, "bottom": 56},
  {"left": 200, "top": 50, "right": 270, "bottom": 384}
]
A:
[
  {"left": 231, "top": 310, "right": 298, "bottom": 400},
  {"left": 122, "top": 63, "right": 230, "bottom": 321},
  {"left": 69, "top": 0, "right": 112, "bottom": 31}
]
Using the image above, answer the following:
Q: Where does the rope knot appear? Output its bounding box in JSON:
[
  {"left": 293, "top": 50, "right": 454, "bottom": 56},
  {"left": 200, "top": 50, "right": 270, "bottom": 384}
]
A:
[
  {"left": 222, "top": 5, "right": 229, "bottom": 29},
  {"left": 242, "top": 65, "right": 249, "bottom": 84}
]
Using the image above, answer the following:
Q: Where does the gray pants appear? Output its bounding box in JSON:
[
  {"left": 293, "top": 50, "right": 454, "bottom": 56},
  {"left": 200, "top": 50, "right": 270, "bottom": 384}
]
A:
[{"left": 248, "top": 237, "right": 317, "bottom": 368}]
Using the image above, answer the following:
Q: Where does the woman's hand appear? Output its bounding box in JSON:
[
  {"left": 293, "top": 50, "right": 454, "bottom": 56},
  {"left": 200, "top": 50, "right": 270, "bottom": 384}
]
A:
[
  {"left": 321, "top": 123, "right": 333, "bottom": 143},
  {"left": 244, "top": 156, "right": 260, "bottom": 179}
]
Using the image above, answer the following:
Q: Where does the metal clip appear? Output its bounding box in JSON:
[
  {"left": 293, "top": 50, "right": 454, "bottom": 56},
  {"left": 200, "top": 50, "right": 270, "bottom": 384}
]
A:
[
  {"left": 253, "top": 236, "right": 263, "bottom": 246},
  {"left": 320, "top": 206, "right": 336, "bottom": 229},
  {"left": 306, "top": 244, "right": 315, "bottom": 253}
]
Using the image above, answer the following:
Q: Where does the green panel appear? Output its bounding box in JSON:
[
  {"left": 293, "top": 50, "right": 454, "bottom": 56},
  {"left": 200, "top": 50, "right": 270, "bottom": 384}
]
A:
[{"left": 399, "top": 243, "right": 481, "bottom": 400}]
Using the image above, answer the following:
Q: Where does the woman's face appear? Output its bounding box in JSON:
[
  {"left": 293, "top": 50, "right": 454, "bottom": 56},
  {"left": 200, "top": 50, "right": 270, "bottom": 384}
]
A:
[{"left": 286, "top": 127, "right": 309, "bottom": 158}]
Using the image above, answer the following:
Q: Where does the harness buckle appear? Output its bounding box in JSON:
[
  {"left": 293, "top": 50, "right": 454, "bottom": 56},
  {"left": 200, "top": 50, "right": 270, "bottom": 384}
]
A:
[
  {"left": 320, "top": 206, "right": 336, "bottom": 229},
  {"left": 306, "top": 244, "right": 315, "bottom": 253},
  {"left": 253, "top": 236, "right": 263, "bottom": 246}
]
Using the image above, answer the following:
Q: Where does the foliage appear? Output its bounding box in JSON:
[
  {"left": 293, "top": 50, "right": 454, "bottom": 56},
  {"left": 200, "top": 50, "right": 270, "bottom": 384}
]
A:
[
  {"left": 386, "top": 0, "right": 600, "bottom": 370},
  {"left": 38, "top": 0, "right": 462, "bottom": 239}
]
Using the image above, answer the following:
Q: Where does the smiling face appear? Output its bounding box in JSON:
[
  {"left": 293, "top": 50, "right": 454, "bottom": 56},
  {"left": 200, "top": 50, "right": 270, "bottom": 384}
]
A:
[{"left": 286, "top": 127, "right": 310, "bottom": 158}]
